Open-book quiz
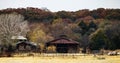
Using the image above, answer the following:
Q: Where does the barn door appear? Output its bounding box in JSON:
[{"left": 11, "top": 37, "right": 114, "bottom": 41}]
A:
[{"left": 56, "top": 44, "right": 68, "bottom": 53}]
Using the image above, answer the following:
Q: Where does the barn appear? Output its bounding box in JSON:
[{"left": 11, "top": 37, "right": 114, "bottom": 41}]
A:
[{"left": 46, "top": 37, "right": 79, "bottom": 53}]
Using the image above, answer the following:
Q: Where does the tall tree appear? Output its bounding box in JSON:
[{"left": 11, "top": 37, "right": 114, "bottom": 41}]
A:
[
  {"left": 104, "top": 22, "right": 120, "bottom": 49},
  {"left": 0, "top": 13, "right": 29, "bottom": 46},
  {"left": 78, "top": 20, "right": 88, "bottom": 35},
  {"left": 89, "top": 29, "right": 109, "bottom": 50}
]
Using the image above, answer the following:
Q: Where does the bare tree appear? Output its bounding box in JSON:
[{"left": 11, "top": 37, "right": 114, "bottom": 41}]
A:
[{"left": 0, "top": 13, "right": 29, "bottom": 45}]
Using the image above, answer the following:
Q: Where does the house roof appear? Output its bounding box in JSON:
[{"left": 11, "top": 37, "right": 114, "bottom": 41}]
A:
[
  {"left": 46, "top": 38, "right": 79, "bottom": 45},
  {"left": 11, "top": 36, "right": 27, "bottom": 40},
  {"left": 16, "top": 41, "right": 37, "bottom": 46}
]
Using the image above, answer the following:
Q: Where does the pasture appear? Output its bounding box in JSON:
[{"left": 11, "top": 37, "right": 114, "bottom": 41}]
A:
[{"left": 0, "top": 54, "right": 120, "bottom": 63}]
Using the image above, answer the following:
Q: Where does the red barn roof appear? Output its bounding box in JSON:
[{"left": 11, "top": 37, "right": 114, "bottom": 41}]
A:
[{"left": 46, "top": 38, "right": 79, "bottom": 45}]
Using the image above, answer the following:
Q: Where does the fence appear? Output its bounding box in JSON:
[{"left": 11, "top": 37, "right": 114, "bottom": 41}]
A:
[{"left": 13, "top": 53, "right": 88, "bottom": 57}]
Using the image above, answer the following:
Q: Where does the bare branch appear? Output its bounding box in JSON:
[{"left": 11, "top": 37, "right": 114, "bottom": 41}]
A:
[{"left": 0, "top": 13, "right": 29, "bottom": 45}]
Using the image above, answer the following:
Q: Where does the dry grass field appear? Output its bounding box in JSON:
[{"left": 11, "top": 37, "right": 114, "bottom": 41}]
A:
[{"left": 0, "top": 54, "right": 120, "bottom": 63}]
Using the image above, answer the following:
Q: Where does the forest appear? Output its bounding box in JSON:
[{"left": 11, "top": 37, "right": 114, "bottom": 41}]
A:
[{"left": 0, "top": 7, "right": 120, "bottom": 52}]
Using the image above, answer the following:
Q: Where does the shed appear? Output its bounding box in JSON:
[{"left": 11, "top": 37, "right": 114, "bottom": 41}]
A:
[
  {"left": 46, "top": 38, "right": 79, "bottom": 53},
  {"left": 16, "top": 41, "right": 37, "bottom": 52}
]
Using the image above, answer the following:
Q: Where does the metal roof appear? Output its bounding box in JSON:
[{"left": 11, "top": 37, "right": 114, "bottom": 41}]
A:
[
  {"left": 11, "top": 36, "right": 27, "bottom": 40},
  {"left": 46, "top": 38, "right": 79, "bottom": 45},
  {"left": 16, "top": 41, "right": 37, "bottom": 46}
]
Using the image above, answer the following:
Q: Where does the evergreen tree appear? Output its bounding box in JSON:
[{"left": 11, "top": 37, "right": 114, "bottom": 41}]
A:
[
  {"left": 88, "top": 21, "right": 97, "bottom": 29},
  {"left": 89, "top": 29, "right": 109, "bottom": 50},
  {"left": 78, "top": 20, "right": 88, "bottom": 35}
]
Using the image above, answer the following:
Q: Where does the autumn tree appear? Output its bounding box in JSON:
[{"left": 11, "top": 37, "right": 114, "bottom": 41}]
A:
[
  {"left": 24, "top": 7, "right": 54, "bottom": 22},
  {"left": 27, "top": 23, "right": 54, "bottom": 52},
  {"left": 56, "top": 11, "right": 73, "bottom": 20},
  {"left": 75, "top": 9, "right": 90, "bottom": 19},
  {"left": 51, "top": 18, "right": 69, "bottom": 38},
  {"left": 27, "top": 23, "right": 53, "bottom": 43},
  {"left": 50, "top": 18, "right": 81, "bottom": 41},
  {"left": 107, "top": 12, "right": 120, "bottom": 20}
]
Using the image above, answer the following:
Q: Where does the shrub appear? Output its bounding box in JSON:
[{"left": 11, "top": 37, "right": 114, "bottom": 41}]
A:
[{"left": 46, "top": 45, "right": 56, "bottom": 53}]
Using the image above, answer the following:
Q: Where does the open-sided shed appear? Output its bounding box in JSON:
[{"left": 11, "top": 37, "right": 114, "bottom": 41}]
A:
[
  {"left": 46, "top": 38, "right": 79, "bottom": 53},
  {"left": 16, "top": 41, "right": 38, "bottom": 52}
]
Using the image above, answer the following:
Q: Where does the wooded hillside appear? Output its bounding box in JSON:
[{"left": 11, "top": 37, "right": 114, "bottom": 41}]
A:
[{"left": 0, "top": 7, "right": 120, "bottom": 51}]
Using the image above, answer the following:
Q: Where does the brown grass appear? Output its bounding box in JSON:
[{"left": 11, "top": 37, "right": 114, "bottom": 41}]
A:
[{"left": 0, "top": 54, "right": 120, "bottom": 63}]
